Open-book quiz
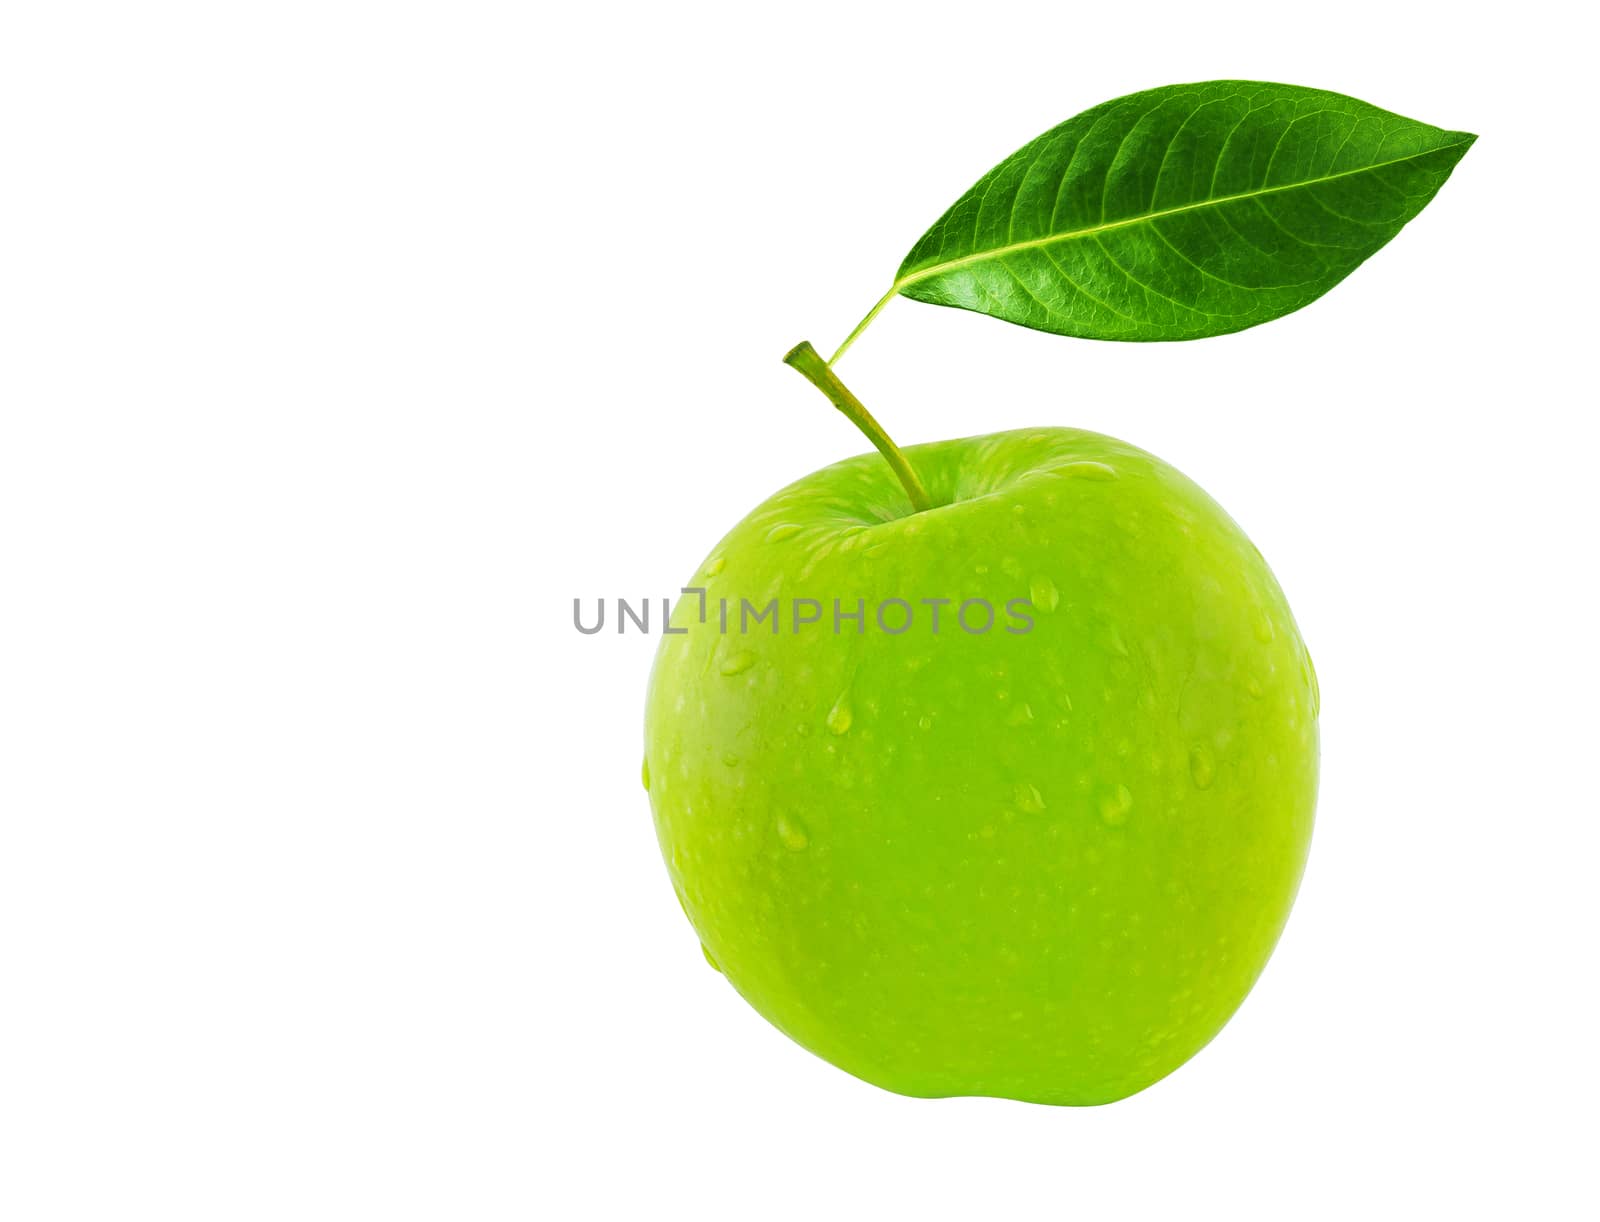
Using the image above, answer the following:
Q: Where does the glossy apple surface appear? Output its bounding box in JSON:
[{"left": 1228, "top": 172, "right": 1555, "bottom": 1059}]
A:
[{"left": 643, "top": 427, "right": 1317, "bottom": 1105}]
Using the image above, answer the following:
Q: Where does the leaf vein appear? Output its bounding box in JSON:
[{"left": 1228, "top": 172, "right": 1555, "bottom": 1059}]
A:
[
  {"left": 897, "top": 141, "right": 1465, "bottom": 292},
  {"left": 1088, "top": 236, "right": 1212, "bottom": 320},
  {"left": 1030, "top": 249, "right": 1142, "bottom": 325}
]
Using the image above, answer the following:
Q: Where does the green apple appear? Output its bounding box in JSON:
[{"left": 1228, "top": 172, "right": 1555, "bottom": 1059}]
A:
[{"left": 643, "top": 347, "right": 1317, "bottom": 1105}]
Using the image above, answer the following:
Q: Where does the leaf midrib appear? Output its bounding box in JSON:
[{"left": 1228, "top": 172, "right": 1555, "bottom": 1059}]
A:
[{"left": 896, "top": 138, "right": 1472, "bottom": 292}]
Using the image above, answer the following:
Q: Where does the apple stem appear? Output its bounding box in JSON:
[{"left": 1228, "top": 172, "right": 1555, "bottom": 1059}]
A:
[{"left": 783, "top": 341, "right": 932, "bottom": 514}]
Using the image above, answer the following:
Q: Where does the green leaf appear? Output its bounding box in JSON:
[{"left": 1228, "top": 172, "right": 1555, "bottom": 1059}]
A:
[{"left": 879, "top": 81, "right": 1474, "bottom": 346}]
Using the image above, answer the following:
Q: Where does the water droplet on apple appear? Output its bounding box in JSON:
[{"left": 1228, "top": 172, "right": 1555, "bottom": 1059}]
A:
[
  {"left": 1014, "top": 783, "right": 1046, "bottom": 814},
  {"left": 704, "top": 554, "right": 725, "bottom": 577},
  {"left": 1057, "top": 460, "right": 1117, "bottom": 481},
  {"left": 1029, "top": 575, "right": 1060, "bottom": 613},
  {"left": 701, "top": 943, "right": 722, "bottom": 972},
  {"left": 1304, "top": 650, "right": 1321, "bottom": 718},
  {"left": 775, "top": 814, "right": 810, "bottom": 851},
  {"left": 641, "top": 757, "right": 650, "bottom": 790},
  {"left": 917, "top": 714, "right": 934, "bottom": 731},
  {"left": 825, "top": 695, "right": 853, "bottom": 736},
  {"left": 765, "top": 523, "right": 802, "bottom": 543},
  {"left": 1254, "top": 613, "right": 1275, "bottom": 644},
  {"left": 1100, "top": 784, "right": 1133, "bottom": 826},
  {"left": 721, "top": 751, "right": 739, "bottom": 767},
  {"left": 720, "top": 651, "right": 756, "bottom": 676},
  {"left": 1188, "top": 746, "right": 1214, "bottom": 790},
  {"left": 1246, "top": 676, "right": 1265, "bottom": 699}
]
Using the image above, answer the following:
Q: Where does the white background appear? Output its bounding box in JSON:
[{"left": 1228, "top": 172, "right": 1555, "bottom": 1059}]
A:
[{"left": 3, "top": 2, "right": 1595, "bottom": 1218}]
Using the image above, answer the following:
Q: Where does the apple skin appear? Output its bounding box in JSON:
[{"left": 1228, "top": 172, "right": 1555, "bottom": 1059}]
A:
[{"left": 644, "top": 427, "right": 1317, "bottom": 1106}]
